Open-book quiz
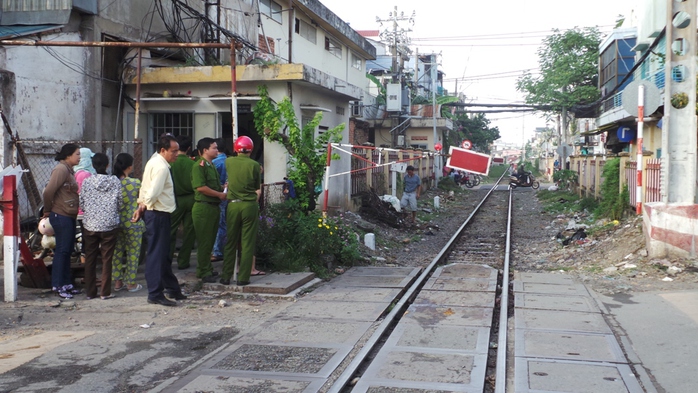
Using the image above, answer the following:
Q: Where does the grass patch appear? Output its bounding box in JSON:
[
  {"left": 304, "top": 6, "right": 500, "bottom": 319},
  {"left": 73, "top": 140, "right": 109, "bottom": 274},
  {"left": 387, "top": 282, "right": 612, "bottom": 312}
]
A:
[
  {"left": 537, "top": 190, "right": 582, "bottom": 214},
  {"left": 483, "top": 165, "right": 509, "bottom": 184}
]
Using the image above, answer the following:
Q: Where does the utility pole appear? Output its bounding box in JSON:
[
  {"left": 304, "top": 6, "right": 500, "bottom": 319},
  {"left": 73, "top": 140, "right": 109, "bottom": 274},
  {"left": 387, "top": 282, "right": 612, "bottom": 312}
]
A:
[
  {"left": 377, "top": 6, "right": 414, "bottom": 82},
  {"left": 377, "top": 7, "right": 415, "bottom": 147},
  {"left": 432, "top": 53, "right": 439, "bottom": 176}
]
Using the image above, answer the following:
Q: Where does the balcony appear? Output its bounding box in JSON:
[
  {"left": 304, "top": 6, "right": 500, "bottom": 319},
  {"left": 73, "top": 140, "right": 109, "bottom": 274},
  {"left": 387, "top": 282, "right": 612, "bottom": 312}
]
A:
[{"left": 598, "top": 68, "right": 666, "bottom": 127}]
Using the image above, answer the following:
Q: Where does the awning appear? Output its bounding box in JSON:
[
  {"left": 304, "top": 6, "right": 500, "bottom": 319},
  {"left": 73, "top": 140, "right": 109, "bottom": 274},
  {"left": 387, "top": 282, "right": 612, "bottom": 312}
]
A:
[
  {"left": 580, "top": 123, "right": 618, "bottom": 136},
  {"left": 0, "top": 24, "right": 62, "bottom": 40}
]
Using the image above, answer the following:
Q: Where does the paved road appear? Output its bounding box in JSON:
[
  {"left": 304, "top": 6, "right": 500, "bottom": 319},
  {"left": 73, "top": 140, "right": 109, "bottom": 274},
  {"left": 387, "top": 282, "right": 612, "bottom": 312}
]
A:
[{"left": 1, "top": 261, "right": 696, "bottom": 392}]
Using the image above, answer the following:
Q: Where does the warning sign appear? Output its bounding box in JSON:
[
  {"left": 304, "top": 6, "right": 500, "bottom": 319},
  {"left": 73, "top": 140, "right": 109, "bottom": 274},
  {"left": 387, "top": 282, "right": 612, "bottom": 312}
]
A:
[{"left": 446, "top": 147, "right": 491, "bottom": 176}]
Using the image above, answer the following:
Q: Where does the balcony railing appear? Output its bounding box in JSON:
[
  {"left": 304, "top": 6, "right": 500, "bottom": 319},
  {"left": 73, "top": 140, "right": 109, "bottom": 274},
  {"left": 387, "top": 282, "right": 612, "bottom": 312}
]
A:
[{"left": 600, "top": 69, "right": 666, "bottom": 114}]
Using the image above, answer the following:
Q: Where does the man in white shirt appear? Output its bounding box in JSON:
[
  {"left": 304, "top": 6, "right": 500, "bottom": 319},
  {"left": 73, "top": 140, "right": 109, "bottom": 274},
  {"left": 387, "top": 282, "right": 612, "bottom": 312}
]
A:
[{"left": 134, "top": 134, "right": 185, "bottom": 306}]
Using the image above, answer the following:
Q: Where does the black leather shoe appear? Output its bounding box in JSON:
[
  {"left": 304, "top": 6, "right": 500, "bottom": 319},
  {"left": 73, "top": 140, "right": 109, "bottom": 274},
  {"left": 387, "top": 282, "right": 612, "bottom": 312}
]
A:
[
  {"left": 201, "top": 276, "right": 217, "bottom": 283},
  {"left": 236, "top": 281, "right": 250, "bottom": 286},
  {"left": 167, "top": 292, "right": 188, "bottom": 300},
  {"left": 147, "top": 297, "right": 177, "bottom": 307},
  {"left": 219, "top": 278, "right": 231, "bottom": 285}
]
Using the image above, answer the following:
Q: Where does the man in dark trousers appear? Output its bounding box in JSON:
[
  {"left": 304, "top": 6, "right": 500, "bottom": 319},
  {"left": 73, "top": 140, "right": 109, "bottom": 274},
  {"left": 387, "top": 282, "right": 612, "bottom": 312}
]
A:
[
  {"left": 221, "top": 136, "right": 261, "bottom": 286},
  {"left": 191, "top": 137, "right": 227, "bottom": 282},
  {"left": 134, "top": 134, "right": 186, "bottom": 307},
  {"left": 169, "top": 135, "right": 196, "bottom": 270}
]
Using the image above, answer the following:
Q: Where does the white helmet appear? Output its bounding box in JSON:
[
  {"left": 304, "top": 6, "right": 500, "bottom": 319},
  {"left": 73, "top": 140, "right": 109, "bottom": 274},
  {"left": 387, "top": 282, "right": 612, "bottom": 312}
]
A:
[
  {"left": 41, "top": 235, "right": 56, "bottom": 249},
  {"left": 38, "top": 217, "right": 54, "bottom": 236}
]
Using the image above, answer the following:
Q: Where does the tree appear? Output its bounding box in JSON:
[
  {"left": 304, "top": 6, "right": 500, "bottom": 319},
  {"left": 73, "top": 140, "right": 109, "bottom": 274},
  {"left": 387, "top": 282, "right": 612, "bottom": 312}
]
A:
[
  {"left": 516, "top": 27, "right": 602, "bottom": 163},
  {"left": 253, "top": 85, "right": 344, "bottom": 211},
  {"left": 449, "top": 112, "right": 500, "bottom": 153}
]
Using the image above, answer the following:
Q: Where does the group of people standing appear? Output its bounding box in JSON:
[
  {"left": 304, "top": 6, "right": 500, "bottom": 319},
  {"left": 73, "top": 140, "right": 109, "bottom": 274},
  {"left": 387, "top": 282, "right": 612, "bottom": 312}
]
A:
[
  {"left": 42, "top": 145, "right": 143, "bottom": 300},
  {"left": 42, "top": 134, "right": 262, "bottom": 307}
]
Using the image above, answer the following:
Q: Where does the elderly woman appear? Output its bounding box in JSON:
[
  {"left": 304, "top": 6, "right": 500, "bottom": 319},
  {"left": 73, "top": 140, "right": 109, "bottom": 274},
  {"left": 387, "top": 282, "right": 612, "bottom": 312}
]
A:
[
  {"left": 42, "top": 143, "right": 82, "bottom": 299},
  {"left": 80, "top": 153, "right": 122, "bottom": 300}
]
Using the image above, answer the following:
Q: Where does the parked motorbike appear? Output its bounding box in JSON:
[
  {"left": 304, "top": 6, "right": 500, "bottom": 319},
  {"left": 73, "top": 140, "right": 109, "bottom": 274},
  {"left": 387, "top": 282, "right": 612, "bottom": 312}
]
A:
[
  {"left": 456, "top": 172, "right": 481, "bottom": 188},
  {"left": 509, "top": 172, "right": 540, "bottom": 189}
]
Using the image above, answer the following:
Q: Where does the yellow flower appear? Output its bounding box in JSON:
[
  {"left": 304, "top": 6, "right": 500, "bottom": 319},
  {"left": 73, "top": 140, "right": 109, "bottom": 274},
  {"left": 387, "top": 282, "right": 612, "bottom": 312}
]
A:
[
  {"left": 330, "top": 232, "right": 333, "bottom": 235},
  {"left": 335, "top": 226, "right": 338, "bottom": 230},
  {"left": 318, "top": 224, "right": 322, "bottom": 227}
]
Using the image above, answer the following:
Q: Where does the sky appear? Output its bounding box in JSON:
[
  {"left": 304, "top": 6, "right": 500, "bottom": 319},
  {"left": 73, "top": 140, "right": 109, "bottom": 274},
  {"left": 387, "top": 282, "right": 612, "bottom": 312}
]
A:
[{"left": 320, "top": 0, "right": 636, "bottom": 146}]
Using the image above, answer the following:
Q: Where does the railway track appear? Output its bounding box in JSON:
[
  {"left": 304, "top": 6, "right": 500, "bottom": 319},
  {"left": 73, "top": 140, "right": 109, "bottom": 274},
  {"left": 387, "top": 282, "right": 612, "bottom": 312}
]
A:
[
  {"left": 147, "top": 173, "right": 642, "bottom": 393},
  {"left": 328, "top": 173, "right": 513, "bottom": 392}
]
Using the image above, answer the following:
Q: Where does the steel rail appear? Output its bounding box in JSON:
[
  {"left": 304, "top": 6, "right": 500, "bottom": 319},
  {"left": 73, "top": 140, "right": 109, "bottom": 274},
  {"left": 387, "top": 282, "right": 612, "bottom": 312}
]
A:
[
  {"left": 328, "top": 171, "right": 509, "bottom": 393},
  {"left": 494, "top": 186, "right": 514, "bottom": 393}
]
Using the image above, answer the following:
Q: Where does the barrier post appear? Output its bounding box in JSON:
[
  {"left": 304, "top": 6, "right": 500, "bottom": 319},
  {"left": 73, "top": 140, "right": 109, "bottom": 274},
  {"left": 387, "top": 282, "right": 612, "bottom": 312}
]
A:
[
  {"left": 2, "top": 175, "right": 18, "bottom": 301},
  {"left": 636, "top": 85, "right": 644, "bottom": 215}
]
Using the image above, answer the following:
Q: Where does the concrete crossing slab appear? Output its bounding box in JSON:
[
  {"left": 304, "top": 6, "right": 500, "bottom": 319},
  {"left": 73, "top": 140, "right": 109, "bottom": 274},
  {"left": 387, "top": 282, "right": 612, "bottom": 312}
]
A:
[
  {"left": 515, "top": 358, "right": 644, "bottom": 393},
  {"left": 329, "top": 274, "right": 416, "bottom": 288},
  {"left": 175, "top": 374, "right": 324, "bottom": 393},
  {"left": 515, "top": 309, "right": 612, "bottom": 334},
  {"left": 274, "top": 300, "right": 388, "bottom": 322},
  {"left": 434, "top": 263, "right": 498, "bottom": 280},
  {"left": 204, "top": 341, "right": 350, "bottom": 379},
  {"left": 388, "top": 323, "right": 490, "bottom": 354},
  {"left": 303, "top": 285, "right": 401, "bottom": 303},
  {"left": 515, "top": 329, "right": 626, "bottom": 363},
  {"left": 355, "top": 350, "right": 487, "bottom": 392},
  {"left": 515, "top": 293, "right": 600, "bottom": 313},
  {"left": 344, "top": 266, "right": 421, "bottom": 277},
  {"left": 423, "top": 277, "right": 497, "bottom": 292},
  {"left": 242, "top": 272, "right": 317, "bottom": 294},
  {"left": 514, "top": 272, "right": 576, "bottom": 284},
  {"left": 414, "top": 289, "right": 494, "bottom": 308},
  {"left": 513, "top": 281, "right": 590, "bottom": 296},
  {"left": 248, "top": 319, "right": 372, "bottom": 346},
  {"left": 403, "top": 304, "right": 493, "bottom": 327}
]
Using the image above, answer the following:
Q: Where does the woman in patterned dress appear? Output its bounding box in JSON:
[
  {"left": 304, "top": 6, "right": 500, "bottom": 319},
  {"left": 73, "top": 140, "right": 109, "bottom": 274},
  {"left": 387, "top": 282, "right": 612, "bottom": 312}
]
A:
[{"left": 112, "top": 153, "right": 145, "bottom": 292}]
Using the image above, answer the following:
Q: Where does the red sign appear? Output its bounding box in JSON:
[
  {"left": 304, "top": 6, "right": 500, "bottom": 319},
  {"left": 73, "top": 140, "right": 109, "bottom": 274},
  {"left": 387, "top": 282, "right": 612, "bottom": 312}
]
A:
[
  {"left": 446, "top": 147, "right": 491, "bottom": 176},
  {"left": 461, "top": 140, "right": 472, "bottom": 149}
]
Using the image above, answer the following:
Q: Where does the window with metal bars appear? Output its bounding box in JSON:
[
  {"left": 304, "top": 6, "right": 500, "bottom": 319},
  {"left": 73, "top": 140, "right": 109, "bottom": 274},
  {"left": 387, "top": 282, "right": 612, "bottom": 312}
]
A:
[{"left": 150, "top": 113, "right": 193, "bottom": 150}]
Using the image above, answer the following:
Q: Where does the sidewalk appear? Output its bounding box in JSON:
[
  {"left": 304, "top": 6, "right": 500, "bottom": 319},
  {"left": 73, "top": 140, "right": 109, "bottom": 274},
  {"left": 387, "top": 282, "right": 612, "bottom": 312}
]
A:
[{"left": 599, "top": 290, "right": 698, "bottom": 393}]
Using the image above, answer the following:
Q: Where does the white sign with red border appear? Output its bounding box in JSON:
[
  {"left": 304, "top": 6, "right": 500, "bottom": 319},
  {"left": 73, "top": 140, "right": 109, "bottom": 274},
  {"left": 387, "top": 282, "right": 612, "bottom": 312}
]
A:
[{"left": 461, "top": 139, "right": 472, "bottom": 149}]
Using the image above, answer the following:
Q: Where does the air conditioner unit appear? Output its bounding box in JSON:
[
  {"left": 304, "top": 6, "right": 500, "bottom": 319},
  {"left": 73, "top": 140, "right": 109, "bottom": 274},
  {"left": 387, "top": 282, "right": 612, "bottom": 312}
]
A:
[
  {"left": 351, "top": 101, "right": 362, "bottom": 117},
  {"left": 397, "top": 135, "right": 405, "bottom": 146}
]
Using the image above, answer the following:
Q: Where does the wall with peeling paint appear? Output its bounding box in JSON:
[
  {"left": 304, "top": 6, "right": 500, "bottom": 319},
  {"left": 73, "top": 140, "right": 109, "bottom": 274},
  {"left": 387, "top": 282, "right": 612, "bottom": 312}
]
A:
[{"left": 1, "top": 32, "right": 88, "bottom": 143}]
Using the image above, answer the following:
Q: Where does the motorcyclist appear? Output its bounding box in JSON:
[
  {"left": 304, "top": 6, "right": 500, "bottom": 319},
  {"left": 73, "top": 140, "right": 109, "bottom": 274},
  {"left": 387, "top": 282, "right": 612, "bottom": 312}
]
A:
[{"left": 515, "top": 165, "right": 528, "bottom": 184}]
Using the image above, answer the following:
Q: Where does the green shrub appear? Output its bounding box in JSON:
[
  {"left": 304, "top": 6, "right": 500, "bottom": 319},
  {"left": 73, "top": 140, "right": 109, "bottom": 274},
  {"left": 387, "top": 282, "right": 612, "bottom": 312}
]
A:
[
  {"left": 438, "top": 176, "right": 461, "bottom": 191},
  {"left": 595, "top": 158, "right": 627, "bottom": 220},
  {"left": 256, "top": 200, "right": 362, "bottom": 275},
  {"left": 578, "top": 197, "right": 598, "bottom": 212},
  {"left": 553, "top": 169, "right": 578, "bottom": 190}
]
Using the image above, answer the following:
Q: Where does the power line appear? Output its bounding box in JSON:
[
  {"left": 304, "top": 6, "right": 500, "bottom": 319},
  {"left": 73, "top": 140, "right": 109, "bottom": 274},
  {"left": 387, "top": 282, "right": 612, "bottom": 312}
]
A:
[{"left": 410, "top": 25, "right": 617, "bottom": 42}]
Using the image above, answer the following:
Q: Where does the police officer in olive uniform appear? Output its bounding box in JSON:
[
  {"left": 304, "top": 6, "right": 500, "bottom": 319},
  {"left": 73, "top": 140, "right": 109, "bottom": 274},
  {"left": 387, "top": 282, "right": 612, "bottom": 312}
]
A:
[
  {"left": 191, "top": 137, "right": 227, "bottom": 282},
  {"left": 169, "top": 135, "right": 196, "bottom": 270},
  {"left": 221, "top": 136, "right": 261, "bottom": 286}
]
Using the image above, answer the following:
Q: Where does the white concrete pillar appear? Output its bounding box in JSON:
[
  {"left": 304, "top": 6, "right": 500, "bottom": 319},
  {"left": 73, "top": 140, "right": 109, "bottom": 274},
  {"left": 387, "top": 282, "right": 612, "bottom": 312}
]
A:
[{"left": 662, "top": 0, "right": 698, "bottom": 204}]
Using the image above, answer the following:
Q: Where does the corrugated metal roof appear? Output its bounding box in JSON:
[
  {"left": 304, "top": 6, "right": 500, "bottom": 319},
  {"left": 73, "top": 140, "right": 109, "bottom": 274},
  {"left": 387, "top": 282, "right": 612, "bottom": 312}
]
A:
[{"left": 0, "top": 24, "right": 62, "bottom": 40}]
